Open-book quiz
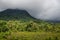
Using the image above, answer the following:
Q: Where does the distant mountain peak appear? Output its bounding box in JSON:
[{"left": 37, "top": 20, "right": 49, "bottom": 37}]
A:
[
  {"left": 0, "top": 9, "right": 34, "bottom": 20},
  {"left": 0, "top": 9, "right": 27, "bottom": 13}
]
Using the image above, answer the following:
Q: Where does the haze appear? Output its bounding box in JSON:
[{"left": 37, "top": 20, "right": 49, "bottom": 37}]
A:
[{"left": 0, "top": 0, "right": 60, "bottom": 21}]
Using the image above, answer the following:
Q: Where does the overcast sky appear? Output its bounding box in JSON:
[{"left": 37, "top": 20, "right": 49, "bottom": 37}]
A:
[{"left": 0, "top": 0, "right": 60, "bottom": 21}]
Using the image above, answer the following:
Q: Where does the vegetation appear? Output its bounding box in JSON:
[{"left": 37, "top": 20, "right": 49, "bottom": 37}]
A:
[
  {"left": 0, "top": 20, "right": 60, "bottom": 32},
  {"left": 0, "top": 9, "right": 60, "bottom": 40}
]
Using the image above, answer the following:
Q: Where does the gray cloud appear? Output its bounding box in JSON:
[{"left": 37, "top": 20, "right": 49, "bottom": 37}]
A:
[{"left": 0, "top": 0, "right": 60, "bottom": 21}]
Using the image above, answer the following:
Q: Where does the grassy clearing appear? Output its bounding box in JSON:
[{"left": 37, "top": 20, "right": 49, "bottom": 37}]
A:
[{"left": 0, "top": 32, "right": 60, "bottom": 40}]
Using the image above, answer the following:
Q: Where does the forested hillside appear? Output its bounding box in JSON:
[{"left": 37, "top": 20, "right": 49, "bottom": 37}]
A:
[
  {"left": 0, "top": 9, "right": 34, "bottom": 20},
  {"left": 0, "top": 9, "right": 60, "bottom": 40}
]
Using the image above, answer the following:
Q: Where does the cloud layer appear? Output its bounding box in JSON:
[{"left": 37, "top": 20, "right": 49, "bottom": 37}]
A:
[{"left": 0, "top": 0, "right": 60, "bottom": 21}]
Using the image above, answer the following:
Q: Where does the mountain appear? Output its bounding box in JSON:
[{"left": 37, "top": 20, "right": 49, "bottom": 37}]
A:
[{"left": 0, "top": 9, "right": 35, "bottom": 21}]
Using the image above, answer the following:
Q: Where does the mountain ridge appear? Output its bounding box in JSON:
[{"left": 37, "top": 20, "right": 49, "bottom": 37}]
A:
[{"left": 0, "top": 9, "right": 35, "bottom": 21}]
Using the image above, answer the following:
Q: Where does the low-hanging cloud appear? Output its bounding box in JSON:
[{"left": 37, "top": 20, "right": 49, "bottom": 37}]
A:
[{"left": 0, "top": 0, "right": 60, "bottom": 21}]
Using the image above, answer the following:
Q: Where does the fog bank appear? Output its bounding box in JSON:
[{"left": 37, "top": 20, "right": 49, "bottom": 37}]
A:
[{"left": 0, "top": 0, "right": 60, "bottom": 21}]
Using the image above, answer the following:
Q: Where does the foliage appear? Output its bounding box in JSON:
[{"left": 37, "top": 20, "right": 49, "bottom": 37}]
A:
[
  {"left": 0, "top": 9, "right": 60, "bottom": 40},
  {"left": 0, "top": 20, "right": 60, "bottom": 32}
]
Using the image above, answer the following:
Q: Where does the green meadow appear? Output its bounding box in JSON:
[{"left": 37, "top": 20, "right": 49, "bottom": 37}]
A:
[
  {"left": 0, "top": 20, "right": 60, "bottom": 40},
  {"left": 0, "top": 32, "right": 60, "bottom": 40}
]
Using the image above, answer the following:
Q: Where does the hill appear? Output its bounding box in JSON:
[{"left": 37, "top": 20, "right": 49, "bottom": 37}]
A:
[{"left": 0, "top": 9, "right": 35, "bottom": 21}]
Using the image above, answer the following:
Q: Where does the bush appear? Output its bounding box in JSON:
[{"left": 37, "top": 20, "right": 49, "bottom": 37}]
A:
[{"left": 0, "top": 21, "right": 9, "bottom": 32}]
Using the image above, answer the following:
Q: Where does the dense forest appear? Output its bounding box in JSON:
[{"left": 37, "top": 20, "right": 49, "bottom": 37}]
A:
[{"left": 0, "top": 9, "right": 60, "bottom": 40}]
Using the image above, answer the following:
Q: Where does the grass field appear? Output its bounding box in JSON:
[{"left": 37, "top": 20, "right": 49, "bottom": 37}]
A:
[{"left": 0, "top": 32, "right": 60, "bottom": 40}]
